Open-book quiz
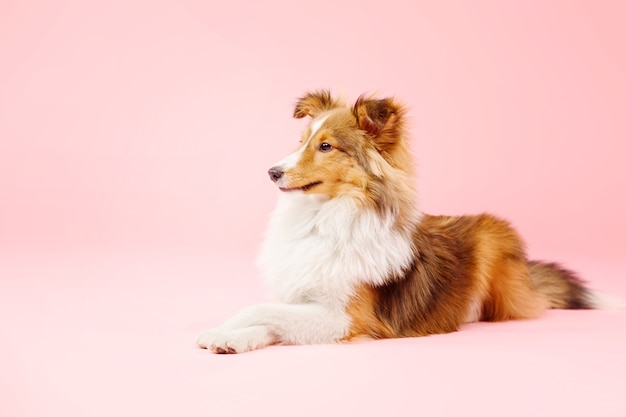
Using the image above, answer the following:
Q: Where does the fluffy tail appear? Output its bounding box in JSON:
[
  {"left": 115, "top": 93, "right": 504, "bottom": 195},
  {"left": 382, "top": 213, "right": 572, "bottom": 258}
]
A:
[{"left": 528, "top": 261, "right": 594, "bottom": 309}]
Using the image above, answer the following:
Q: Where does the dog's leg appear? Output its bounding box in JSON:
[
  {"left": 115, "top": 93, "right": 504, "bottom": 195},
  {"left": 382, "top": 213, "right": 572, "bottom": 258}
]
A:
[{"left": 196, "top": 303, "right": 348, "bottom": 354}]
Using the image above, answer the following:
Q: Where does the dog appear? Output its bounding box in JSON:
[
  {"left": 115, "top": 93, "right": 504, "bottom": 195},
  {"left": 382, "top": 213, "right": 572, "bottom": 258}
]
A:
[{"left": 197, "top": 90, "right": 597, "bottom": 354}]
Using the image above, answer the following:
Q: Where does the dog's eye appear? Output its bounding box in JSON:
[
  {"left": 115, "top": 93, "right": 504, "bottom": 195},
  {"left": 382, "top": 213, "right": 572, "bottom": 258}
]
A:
[{"left": 319, "top": 142, "right": 333, "bottom": 152}]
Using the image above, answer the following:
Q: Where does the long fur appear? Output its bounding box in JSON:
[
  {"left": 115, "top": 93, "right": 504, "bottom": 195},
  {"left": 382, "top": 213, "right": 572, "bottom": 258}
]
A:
[{"left": 197, "top": 90, "right": 595, "bottom": 354}]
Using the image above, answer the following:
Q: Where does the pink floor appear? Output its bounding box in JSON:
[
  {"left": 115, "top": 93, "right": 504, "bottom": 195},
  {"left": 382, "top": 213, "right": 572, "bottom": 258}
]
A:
[{"left": 2, "top": 250, "right": 625, "bottom": 417}]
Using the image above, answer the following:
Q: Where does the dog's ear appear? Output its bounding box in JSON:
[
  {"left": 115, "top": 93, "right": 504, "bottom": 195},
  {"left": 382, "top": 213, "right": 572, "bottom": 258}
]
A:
[
  {"left": 352, "top": 95, "right": 405, "bottom": 149},
  {"left": 293, "top": 90, "right": 341, "bottom": 119}
]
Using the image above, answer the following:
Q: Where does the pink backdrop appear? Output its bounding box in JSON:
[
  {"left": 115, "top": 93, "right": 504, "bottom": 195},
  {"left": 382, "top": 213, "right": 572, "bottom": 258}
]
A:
[
  {"left": 2, "top": 0, "right": 625, "bottom": 260},
  {"left": 2, "top": 1, "right": 625, "bottom": 416}
]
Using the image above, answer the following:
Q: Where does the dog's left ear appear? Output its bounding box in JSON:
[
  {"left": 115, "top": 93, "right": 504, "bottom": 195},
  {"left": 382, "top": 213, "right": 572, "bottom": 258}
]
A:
[
  {"left": 293, "top": 90, "right": 341, "bottom": 119},
  {"left": 352, "top": 96, "right": 405, "bottom": 147}
]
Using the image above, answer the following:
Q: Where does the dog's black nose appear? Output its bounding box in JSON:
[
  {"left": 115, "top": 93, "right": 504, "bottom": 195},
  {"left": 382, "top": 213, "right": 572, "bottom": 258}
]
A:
[{"left": 268, "top": 167, "right": 284, "bottom": 182}]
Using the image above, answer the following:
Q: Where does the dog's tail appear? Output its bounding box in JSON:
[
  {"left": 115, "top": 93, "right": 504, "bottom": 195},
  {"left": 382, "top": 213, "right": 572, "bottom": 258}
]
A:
[
  {"left": 528, "top": 261, "right": 591, "bottom": 309},
  {"left": 528, "top": 261, "right": 616, "bottom": 309}
]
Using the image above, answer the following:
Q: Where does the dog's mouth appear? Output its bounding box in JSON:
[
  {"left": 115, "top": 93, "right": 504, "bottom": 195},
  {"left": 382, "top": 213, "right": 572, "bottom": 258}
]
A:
[{"left": 279, "top": 181, "right": 322, "bottom": 192}]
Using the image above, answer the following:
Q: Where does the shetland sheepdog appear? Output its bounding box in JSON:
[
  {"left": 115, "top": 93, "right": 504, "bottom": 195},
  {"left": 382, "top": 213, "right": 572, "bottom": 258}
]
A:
[{"left": 197, "top": 90, "right": 597, "bottom": 354}]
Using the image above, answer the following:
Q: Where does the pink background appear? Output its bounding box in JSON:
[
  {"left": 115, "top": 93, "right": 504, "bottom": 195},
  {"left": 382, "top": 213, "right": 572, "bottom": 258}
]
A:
[{"left": 1, "top": 1, "right": 625, "bottom": 416}]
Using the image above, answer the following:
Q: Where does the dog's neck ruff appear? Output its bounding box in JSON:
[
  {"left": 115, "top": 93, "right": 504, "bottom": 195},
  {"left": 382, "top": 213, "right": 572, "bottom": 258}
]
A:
[{"left": 258, "top": 192, "right": 418, "bottom": 306}]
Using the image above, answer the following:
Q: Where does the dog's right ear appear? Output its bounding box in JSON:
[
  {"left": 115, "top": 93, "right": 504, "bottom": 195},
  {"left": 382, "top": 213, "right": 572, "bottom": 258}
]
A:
[{"left": 293, "top": 90, "right": 341, "bottom": 119}]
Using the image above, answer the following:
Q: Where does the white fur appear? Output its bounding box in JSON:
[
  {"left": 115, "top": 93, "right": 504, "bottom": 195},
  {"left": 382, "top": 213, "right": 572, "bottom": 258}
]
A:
[
  {"left": 197, "top": 192, "right": 415, "bottom": 353},
  {"left": 260, "top": 193, "right": 414, "bottom": 302},
  {"left": 309, "top": 114, "right": 330, "bottom": 137},
  {"left": 196, "top": 303, "right": 348, "bottom": 353},
  {"left": 275, "top": 145, "right": 304, "bottom": 171},
  {"left": 464, "top": 296, "right": 483, "bottom": 323},
  {"left": 588, "top": 292, "right": 626, "bottom": 310}
]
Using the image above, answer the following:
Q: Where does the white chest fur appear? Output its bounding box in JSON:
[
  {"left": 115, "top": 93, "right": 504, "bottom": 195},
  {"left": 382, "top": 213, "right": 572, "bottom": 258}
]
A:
[{"left": 257, "top": 193, "right": 415, "bottom": 308}]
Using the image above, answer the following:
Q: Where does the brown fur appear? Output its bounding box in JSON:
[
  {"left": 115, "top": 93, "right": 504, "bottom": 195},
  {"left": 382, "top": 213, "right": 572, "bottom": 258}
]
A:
[
  {"left": 293, "top": 90, "right": 343, "bottom": 119},
  {"left": 528, "top": 261, "right": 592, "bottom": 309},
  {"left": 289, "top": 90, "right": 594, "bottom": 341},
  {"left": 345, "top": 214, "right": 552, "bottom": 340}
]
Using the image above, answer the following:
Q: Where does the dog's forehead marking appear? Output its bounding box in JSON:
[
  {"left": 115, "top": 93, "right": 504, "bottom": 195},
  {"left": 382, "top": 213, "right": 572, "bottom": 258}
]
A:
[
  {"left": 274, "top": 114, "right": 331, "bottom": 170},
  {"left": 309, "top": 114, "right": 330, "bottom": 140}
]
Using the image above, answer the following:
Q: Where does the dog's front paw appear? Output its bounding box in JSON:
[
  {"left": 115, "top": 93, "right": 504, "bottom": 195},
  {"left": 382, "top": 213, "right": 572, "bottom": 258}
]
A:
[
  {"left": 196, "top": 326, "right": 273, "bottom": 354},
  {"left": 196, "top": 329, "right": 236, "bottom": 353}
]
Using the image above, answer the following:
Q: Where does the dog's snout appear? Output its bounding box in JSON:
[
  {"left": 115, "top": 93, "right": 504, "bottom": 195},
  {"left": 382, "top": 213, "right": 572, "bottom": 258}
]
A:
[{"left": 268, "top": 167, "right": 284, "bottom": 183}]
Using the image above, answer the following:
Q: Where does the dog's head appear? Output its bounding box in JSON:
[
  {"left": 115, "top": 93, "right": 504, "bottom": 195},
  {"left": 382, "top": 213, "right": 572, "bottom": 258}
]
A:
[{"left": 267, "top": 90, "right": 411, "bottom": 201}]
